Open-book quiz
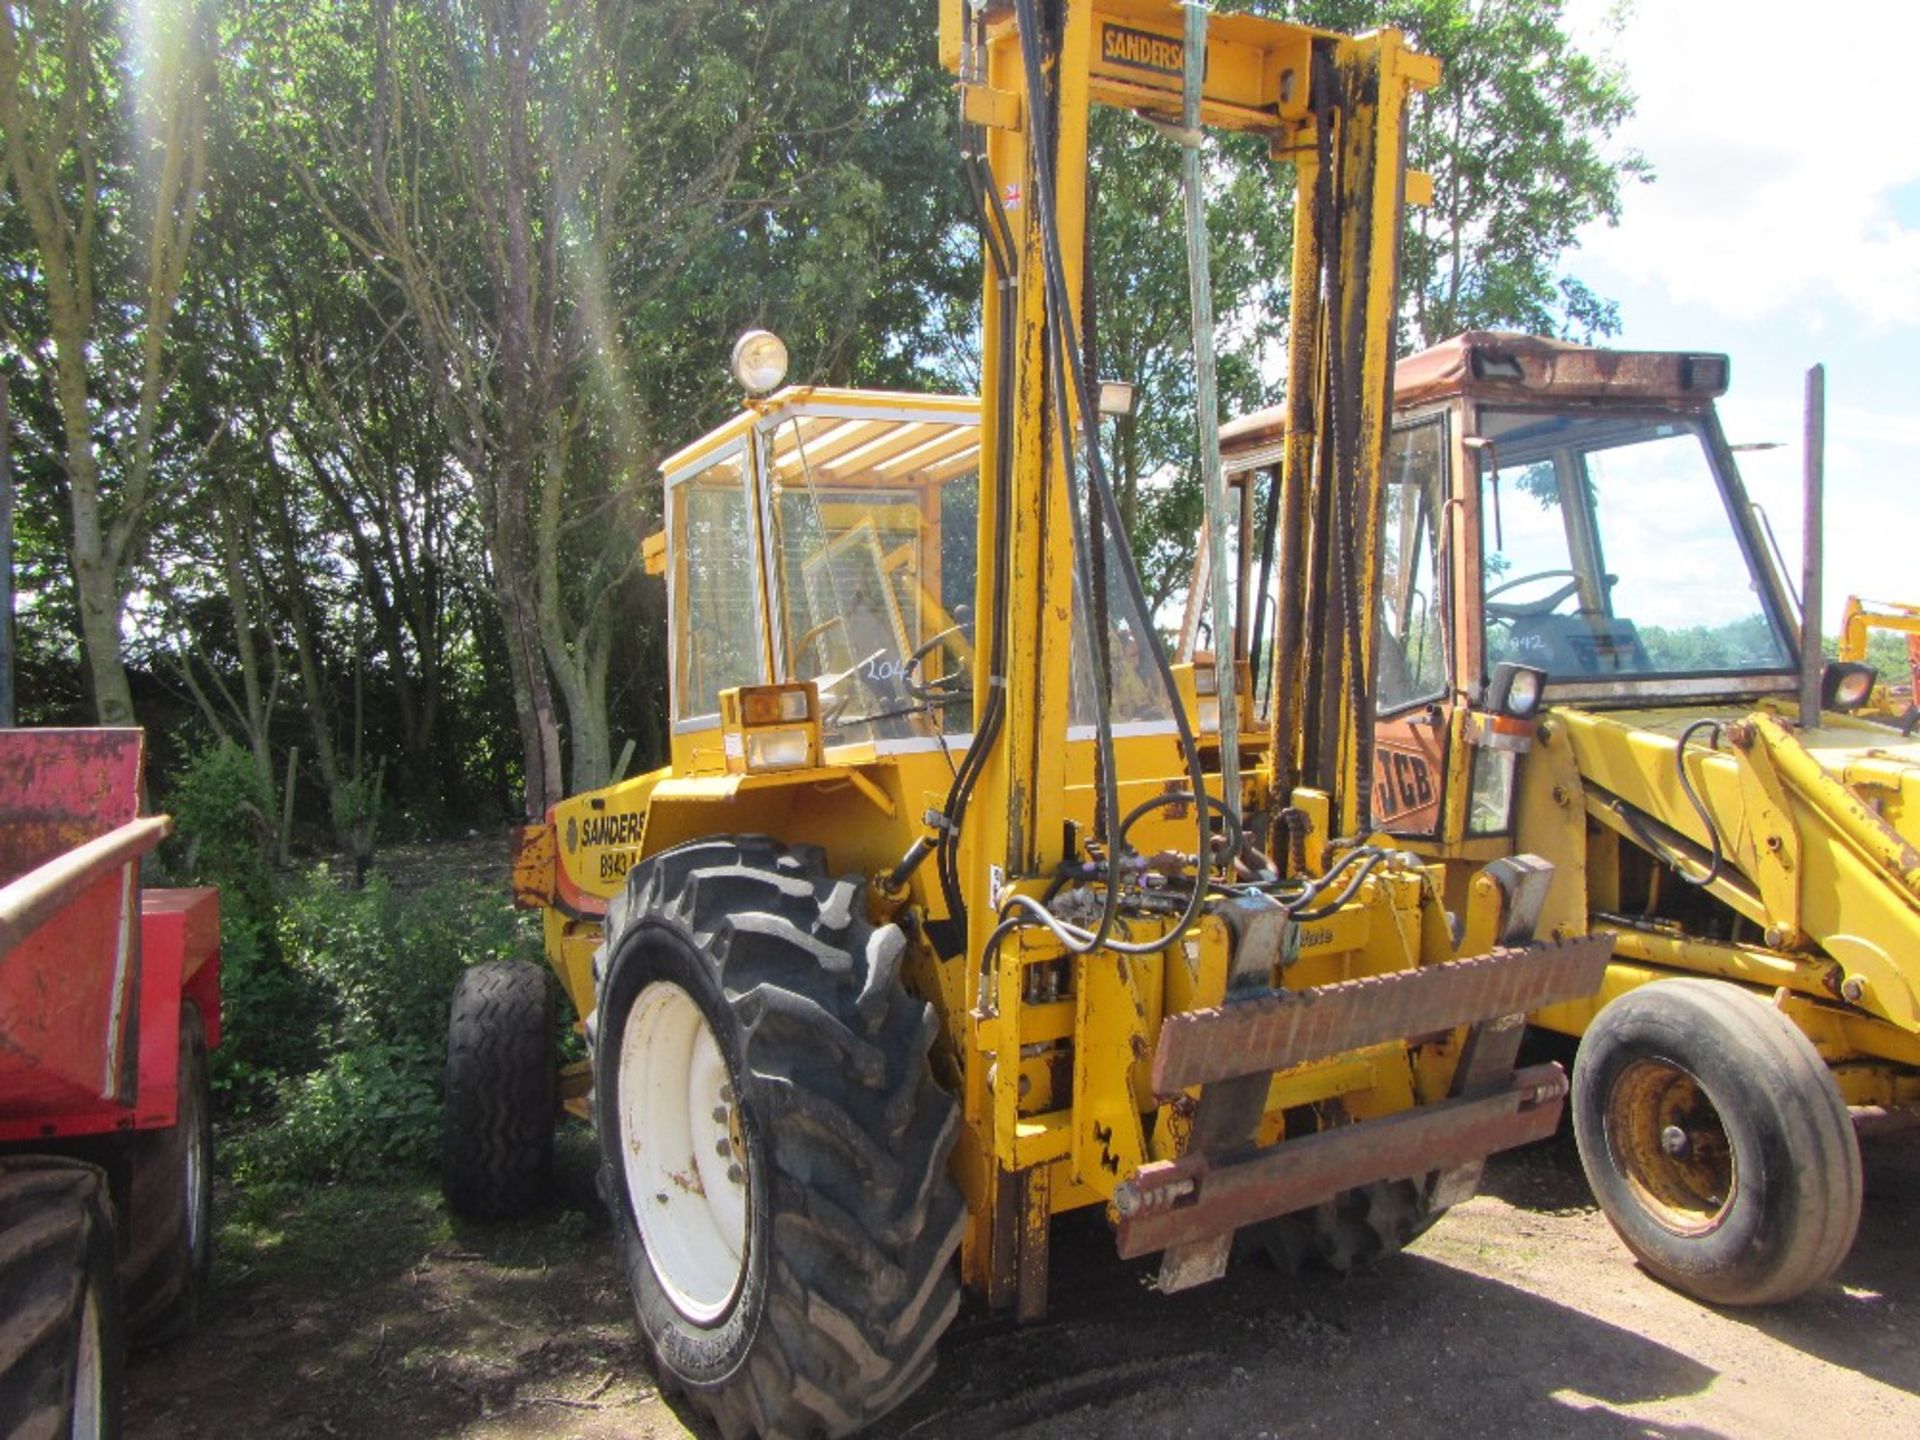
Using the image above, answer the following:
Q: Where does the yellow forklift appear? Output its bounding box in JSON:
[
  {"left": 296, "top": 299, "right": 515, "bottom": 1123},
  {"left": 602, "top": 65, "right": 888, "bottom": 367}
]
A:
[
  {"left": 1204, "top": 331, "right": 1920, "bottom": 1308},
  {"left": 474, "top": 7, "right": 1614, "bottom": 1436}
]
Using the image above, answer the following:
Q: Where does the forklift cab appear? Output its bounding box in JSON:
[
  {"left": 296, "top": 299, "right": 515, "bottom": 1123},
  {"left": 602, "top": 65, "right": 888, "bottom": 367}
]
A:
[{"left": 1197, "top": 333, "right": 1802, "bottom": 853}]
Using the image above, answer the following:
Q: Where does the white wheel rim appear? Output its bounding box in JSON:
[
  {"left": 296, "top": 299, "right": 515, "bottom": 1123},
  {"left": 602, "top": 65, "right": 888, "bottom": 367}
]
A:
[
  {"left": 72, "top": 1278, "right": 104, "bottom": 1440},
  {"left": 618, "top": 981, "right": 750, "bottom": 1323}
]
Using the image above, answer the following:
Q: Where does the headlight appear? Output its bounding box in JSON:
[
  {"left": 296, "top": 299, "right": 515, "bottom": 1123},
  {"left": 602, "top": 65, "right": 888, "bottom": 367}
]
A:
[
  {"left": 1097, "top": 379, "right": 1137, "bottom": 417},
  {"left": 746, "top": 727, "right": 814, "bottom": 770},
  {"left": 1488, "top": 661, "right": 1548, "bottom": 719},
  {"left": 1821, "top": 661, "right": 1878, "bottom": 713},
  {"left": 740, "top": 684, "right": 813, "bottom": 726},
  {"left": 731, "top": 329, "right": 789, "bottom": 394}
]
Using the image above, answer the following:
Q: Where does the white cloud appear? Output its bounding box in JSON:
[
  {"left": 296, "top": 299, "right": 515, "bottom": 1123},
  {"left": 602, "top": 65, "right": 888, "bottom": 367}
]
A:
[{"left": 1567, "top": 1, "right": 1920, "bottom": 327}]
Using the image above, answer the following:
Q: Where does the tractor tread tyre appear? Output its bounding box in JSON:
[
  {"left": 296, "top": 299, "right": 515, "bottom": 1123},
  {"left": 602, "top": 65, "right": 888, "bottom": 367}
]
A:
[
  {"left": 120, "top": 1006, "right": 212, "bottom": 1348},
  {"left": 1245, "top": 1177, "right": 1440, "bottom": 1277},
  {"left": 1572, "top": 977, "right": 1861, "bottom": 1306},
  {"left": 442, "top": 960, "right": 558, "bottom": 1220},
  {"left": 0, "top": 1159, "right": 124, "bottom": 1440},
  {"left": 591, "top": 837, "right": 963, "bottom": 1440}
]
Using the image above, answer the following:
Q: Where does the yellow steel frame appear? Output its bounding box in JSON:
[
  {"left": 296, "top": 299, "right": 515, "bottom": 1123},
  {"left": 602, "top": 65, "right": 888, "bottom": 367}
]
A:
[{"left": 519, "top": 1, "right": 1535, "bottom": 1317}]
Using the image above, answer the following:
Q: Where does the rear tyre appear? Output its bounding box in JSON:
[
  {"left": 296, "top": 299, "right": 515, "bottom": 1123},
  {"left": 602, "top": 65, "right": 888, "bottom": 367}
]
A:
[
  {"left": 1572, "top": 978, "right": 1861, "bottom": 1306},
  {"left": 121, "top": 1006, "right": 213, "bottom": 1347},
  {"left": 442, "top": 960, "right": 558, "bottom": 1219},
  {"left": 0, "top": 1160, "right": 124, "bottom": 1440},
  {"left": 591, "top": 837, "right": 963, "bottom": 1440},
  {"left": 1245, "top": 1177, "right": 1443, "bottom": 1276}
]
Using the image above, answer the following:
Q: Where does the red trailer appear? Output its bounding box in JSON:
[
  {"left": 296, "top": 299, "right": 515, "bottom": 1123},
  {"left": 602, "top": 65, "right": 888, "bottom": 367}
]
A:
[{"left": 0, "top": 729, "right": 220, "bottom": 1440}]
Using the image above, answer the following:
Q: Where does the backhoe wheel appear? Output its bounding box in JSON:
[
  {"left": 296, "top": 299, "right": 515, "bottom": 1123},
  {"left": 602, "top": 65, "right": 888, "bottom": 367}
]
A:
[
  {"left": 121, "top": 1006, "right": 213, "bottom": 1346},
  {"left": 590, "top": 837, "right": 963, "bottom": 1440},
  {"left": 442, "top": 960, "right": 558, "bottom": 1219},
  {"left": 1572, "top": 978, "right": 1861, "bottom": 1306},
  {"left": 0, "top": 1160, "right": 124, "bottom": 1440},
  {"left": 1245, "top": 1177, "right": 1442, "bottom": 1276}
]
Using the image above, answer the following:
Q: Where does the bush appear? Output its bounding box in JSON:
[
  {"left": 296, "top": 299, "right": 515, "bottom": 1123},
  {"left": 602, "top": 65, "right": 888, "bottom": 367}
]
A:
[
  {"left": 230, "top": 868, "right": 538, "bottom": 1184},
  {"left": 162, "top": 740, "right": 328, "bottom": 1105},
  {"left": 234, "top": 1041, "right": 445, "bottom": 1180}
]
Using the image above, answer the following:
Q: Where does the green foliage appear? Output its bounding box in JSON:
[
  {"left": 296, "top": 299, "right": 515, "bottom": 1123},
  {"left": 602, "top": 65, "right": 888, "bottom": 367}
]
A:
[
  {"left": 1856, "top": 629, "right": 1916, "bottom": 681},
  {"left": 230, "top": 868, "right": 538, "bottom": 1184},
  {"left": 1095, "top": 0, "right": 1646, "bottom": 610},
  {"left": 1637, "top": 615, "right": 1788, "bottom": 673},
  {"left": 234, "top": 1040, "right": 445, "bottom": 1183},
  {"left": 165, "top": 739, "right": 277, "bottom": 925},
  {"left": 1276, "top": 0, "right": 1648, "bottom": 346},
  {"left": 280, "top": 871, "right": 530, "bottom": 1054},
  {"left": 164, "top": 739, "right": 329, "bottom": 1104}
]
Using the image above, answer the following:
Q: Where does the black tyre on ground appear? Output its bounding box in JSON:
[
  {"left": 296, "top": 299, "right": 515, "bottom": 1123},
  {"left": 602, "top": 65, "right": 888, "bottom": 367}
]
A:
[
  {"left": 1572, "top": 977, "right": 1861, "bottom": 1306},
  {"left": 1245, "top": 1177, "right": 1443, "bottom": 1275},
  {"left": 0, "top": 1159, "right": 123, "bottom": 1440},
  {"left": 590, "top": 836, "right": 964, "bottom": 1440},
  {"left": 120, "top": 1005, "right": 213, "bottom": 1347},
  {"left": 442, "top": 959, "right": 558, "bottom": 1220}
]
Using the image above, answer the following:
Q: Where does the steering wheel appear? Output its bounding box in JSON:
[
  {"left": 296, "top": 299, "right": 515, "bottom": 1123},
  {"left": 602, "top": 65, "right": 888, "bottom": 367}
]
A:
[
  {"left": 812, "top": 647, "right": 892, "bottom": 725},
  {"left": 1485, "top": 569, "right": 1584, "bottom": 620},
  {"left": 902, "top": 621, "right": 973, "bottom": 708}
]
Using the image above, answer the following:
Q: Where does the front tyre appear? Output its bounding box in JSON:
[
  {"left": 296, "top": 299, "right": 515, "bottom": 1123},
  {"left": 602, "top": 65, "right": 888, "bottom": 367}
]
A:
[
  {"left": 591, "top": 838, "right": 963, "bottom": 1440},
  {"left": 1572, "top": 978, "right": 1861, "bottom": 1306}
]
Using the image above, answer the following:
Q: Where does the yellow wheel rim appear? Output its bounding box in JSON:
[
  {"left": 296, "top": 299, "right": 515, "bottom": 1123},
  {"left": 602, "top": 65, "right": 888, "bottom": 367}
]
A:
[{"left": 1605, "top": 1056, "right": 1736, "bottom": 1237}]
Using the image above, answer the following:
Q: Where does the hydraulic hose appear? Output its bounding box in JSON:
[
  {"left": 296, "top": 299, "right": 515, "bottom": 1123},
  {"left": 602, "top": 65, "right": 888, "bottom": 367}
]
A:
[
  {"left": 1008, "top": 0, "right": 1230, "bottom": 950},
  {"left": 1673, "top": 718, "right": 1726, "bottom": 887}
]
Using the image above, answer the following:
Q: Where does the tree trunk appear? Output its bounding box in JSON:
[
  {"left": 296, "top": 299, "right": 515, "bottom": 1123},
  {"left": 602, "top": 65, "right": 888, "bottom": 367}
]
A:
[{"left": 49, "top": 280, "right": 134, "bottom": 727}]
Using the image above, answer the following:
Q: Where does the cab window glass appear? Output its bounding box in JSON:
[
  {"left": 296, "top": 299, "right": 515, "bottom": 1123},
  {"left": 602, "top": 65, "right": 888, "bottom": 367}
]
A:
[
  {"left": 1479, "top": 410, "right": 1791, "bottom": 679},
  {"left": 1377, "top": 418, "right": 1448, "bottom": 711},
  {"left": 769, "top": 414, "right": 981, "bottom": 746},
  {"left": 674, "top": 454, "right": 760, "bottom": 721}
]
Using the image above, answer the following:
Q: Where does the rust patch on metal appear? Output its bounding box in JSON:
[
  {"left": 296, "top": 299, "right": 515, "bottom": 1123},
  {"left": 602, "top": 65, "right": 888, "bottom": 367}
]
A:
[
  {"left": 1151, "top": 934, "right": 1610, "bottom": 1098},
  {"left": 1115, "top": 1063, "right": 1568, "bottom": 1259},
  {"left": 510, "top": 822, "right": 558, "bottom": 910},
  {"left": 0, "top": 729, "right": 144, "bottom": 886}
]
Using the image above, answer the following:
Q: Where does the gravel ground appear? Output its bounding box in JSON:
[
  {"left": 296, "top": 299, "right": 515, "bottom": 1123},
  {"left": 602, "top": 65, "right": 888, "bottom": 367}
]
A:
[{"left": 127, "top": 1120, "right": 1920, "bottom": 1439}]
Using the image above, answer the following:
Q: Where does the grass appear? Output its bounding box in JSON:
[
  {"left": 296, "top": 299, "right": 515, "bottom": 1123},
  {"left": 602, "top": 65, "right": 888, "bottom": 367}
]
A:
[{"left": 218, "top": 1177, "right": 452, "bottom": 1288}]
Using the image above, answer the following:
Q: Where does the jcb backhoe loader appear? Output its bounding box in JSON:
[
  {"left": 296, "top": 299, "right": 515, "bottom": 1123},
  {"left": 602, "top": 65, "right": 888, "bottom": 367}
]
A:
[
  {"left": 468, "top": 7, "right": 1611, "bottom": 1435},
  {"left": 1203, "top": 331, "right": 1920, "bottom": 1308},
  {"left": 1839, "top": 594, "right": 1920, "bottom": 728}
]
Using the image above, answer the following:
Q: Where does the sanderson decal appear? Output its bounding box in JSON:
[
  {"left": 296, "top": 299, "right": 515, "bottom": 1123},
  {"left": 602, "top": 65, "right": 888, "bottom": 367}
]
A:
[
  {"left": 578, "top": 812, "right": 645, "bottom": 848},
  {"left": 1100, "top": 22, "right": 1184, "bottom": 78}
]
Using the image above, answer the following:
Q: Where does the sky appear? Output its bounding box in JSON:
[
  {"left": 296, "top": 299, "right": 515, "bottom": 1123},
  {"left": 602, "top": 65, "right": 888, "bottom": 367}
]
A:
[{"left": 1560, "top": 0, "right": 1920, "bottom": 631}]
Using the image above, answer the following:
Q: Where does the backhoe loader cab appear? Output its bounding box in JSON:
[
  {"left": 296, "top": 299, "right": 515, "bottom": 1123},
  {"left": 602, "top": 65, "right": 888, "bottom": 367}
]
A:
[
  {"left": 1396, "top": 333, "right": 1799, "bottom": 712},
  {"left": 1199, "top": 331, "right": 1920, "bottom": 1311}
]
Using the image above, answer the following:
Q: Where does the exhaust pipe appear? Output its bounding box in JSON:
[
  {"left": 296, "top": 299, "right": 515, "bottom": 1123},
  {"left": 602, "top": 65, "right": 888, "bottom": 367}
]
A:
[{"left": 1800, "top": 363, "right": 1825, "bottom": 732}]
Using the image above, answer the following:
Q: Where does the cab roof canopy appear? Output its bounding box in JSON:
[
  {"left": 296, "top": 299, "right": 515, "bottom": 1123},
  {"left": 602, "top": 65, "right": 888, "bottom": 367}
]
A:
[
  {"left": 1393, "top": 332, "right": 1731, "bottom": 409},
  {"left": 1217, "top": 332, "right": 1733, "bottom": 470},
  {"left": 658, "top": 387, "right": 978, "bottom": 485}
]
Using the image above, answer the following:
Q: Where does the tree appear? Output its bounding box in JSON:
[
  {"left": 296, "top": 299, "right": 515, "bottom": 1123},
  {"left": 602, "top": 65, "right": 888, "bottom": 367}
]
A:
[
  {"left": 0, "top": 0, "right": 219, "bottom": 725},
  {"left": 1095, "top": 0, "right": 1646, "bottom": 606},
  {"left": 254, "top": 0, "right": 969, "bottom": 813},
  {"left": 1284, "top": 0, "right": 1647, "bottom": 346}
]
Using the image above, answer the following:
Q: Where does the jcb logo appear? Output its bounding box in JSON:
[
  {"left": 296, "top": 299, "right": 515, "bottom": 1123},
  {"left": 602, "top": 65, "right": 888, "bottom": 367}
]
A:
[{"left": 1101, "top": 23, "right": 1184, "bottom": 77}]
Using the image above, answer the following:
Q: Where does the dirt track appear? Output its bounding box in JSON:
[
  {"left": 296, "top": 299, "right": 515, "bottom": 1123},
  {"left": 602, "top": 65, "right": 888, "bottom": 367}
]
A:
[{"left": 126, "top": 1119, "right": 1920, "bottom": 1440}]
